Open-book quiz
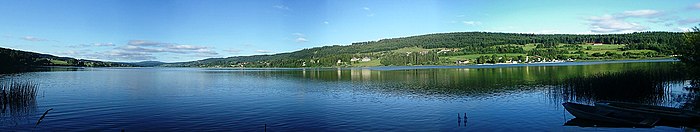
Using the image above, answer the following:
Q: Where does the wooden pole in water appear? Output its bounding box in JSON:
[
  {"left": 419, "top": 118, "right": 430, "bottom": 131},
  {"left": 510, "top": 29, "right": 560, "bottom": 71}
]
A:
[{"left": 265, "top": 124, "right": 267, "bottom": 132}]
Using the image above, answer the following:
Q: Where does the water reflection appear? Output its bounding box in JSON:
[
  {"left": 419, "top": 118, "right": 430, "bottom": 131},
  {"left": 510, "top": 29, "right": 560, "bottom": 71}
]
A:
[
  {"left": 288, "top": 62, "right": 686, "bottom": 102},
  {"left": 564, "top": 118, "right": 654, "bottom": 128},
  {"left": 0, "top": 66, "right": 83, "bottom": 74},
  {"left": 457, "top": 113, "right": 467, "bottom": 127}
]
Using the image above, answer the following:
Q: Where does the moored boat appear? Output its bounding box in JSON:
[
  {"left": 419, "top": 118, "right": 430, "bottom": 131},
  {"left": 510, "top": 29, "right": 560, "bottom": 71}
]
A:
[
  {"left": 595, "top": 101, "right": 700, "bottom": 123},
  {"left": 563, "top": 102, "right": 658, "bottom": 127}
]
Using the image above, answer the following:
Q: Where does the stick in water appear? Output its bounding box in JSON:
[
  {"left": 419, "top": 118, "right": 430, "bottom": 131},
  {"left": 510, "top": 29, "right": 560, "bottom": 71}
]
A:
[{"left": 35, "top": 108, "right": 53, "bottom": 127}]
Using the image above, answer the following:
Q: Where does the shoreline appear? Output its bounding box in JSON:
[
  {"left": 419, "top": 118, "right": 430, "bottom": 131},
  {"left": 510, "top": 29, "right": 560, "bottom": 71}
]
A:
[
  {"left": 27, "top": 58, "right": 680, "bottom": 72},
  {"left": 362, "top": 58, "right": 680, "bottom": 71}
]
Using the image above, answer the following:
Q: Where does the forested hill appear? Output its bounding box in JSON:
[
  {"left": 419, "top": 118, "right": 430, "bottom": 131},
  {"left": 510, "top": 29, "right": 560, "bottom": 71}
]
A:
[
  {"left": 163, "top": 31, "right": 684, "bottom": 67},
  {"left": 0, "top": 47, "right": 136, "bottom": 72}
]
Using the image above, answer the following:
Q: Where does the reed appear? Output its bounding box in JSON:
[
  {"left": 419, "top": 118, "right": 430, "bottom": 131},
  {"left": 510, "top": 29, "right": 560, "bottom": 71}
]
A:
[
  {"left": 0, "top": 80, "right": 39, "bottom": 115},
  {"left": 556, "top": 68, "right": 686, "bottom": 104}
]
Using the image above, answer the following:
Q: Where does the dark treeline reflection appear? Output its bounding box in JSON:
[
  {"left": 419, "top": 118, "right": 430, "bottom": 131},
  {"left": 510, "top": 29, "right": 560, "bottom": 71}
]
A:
[
  {"left": 0, "top": 66, "right": 82, "bottom": 74},
  {"left": 253, "top": 62, "right": 686, "bottom": 101}
]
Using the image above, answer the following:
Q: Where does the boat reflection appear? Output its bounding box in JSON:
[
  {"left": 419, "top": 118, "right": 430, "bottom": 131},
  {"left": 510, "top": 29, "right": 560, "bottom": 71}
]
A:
[{"left": 564, "top": 118, "right": 653, "bottom": 128}]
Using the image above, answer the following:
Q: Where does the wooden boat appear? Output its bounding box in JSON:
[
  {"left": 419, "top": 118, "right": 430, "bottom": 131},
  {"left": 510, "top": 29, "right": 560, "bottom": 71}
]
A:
[
  {"left": 595, "top": 101, "right": 700, "bottom": 123},
  {"left": 563, "top": 102, "right": 658, "bottom": 127}
]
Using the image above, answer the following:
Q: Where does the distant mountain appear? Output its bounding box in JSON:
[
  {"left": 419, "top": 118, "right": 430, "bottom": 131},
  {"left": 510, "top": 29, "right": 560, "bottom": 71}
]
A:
[
  {"left": 0, "top": 47, "right": 138, "bottom": 73},
  {"left": 162, "top": 31, "right": 684, "bottom": 68},
  {"left": 130, "top": 61, "right": 166, "bottom": 67}
]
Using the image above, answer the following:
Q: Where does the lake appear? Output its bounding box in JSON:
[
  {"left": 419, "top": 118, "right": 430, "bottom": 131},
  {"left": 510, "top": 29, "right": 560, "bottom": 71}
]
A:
[{"left": 0, "top": 59, "right": 695, "bottom": 131}]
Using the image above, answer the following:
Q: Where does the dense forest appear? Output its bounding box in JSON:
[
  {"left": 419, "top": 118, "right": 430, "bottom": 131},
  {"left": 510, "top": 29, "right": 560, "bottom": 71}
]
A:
[
  {"left": 164, "top": 31, "right": 684, "bottom": 67},
  {"left": 0, "top": 47, "right": 136, "bottom": 73}
]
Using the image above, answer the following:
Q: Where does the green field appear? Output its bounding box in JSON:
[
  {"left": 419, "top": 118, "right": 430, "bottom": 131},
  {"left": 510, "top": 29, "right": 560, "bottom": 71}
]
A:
[
  {"left": 50, "top": 59, "right": 69, "bottom": 65},
  {"left": 442, "top": 53, "right": 527, "bottom": 61},
  {"left": 352, "top": 59, "right": 382, "bottom": 67},
  {"left": 390, "top": 47, "right": 429, "bottom": 53}
]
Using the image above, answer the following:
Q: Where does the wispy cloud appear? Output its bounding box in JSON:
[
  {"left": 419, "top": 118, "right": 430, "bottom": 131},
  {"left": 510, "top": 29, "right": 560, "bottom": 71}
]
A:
[
  {"left": 362, "top": 7, "right": 374, "bottom": 17},
  {"left": 676, "top": 27, "right": 693, "bottom": 32},
  {"left": 295, "top": 37, "right": 308, "bottom": 42},
  {"left": 619, "top": 10, "right": 662, "bottom": 18},
  {"left": 273, "top": 5, "right": 289, "bottom": 10},
  {"left": 224, "top": 49, "right": 242, "bottom": 54},
  {"left": 57, "top": 49, "right": 156, "bottom": 61},
  {"left": 587, "top": 15, "right": 647, "bottom": 33},
  {"left": 255, "top": 50, "right": 272, "bottom": 53},
  {"left": 2, "top": 35, "right": 63, "bottom": 42},
  {"left": 690, "top": 3, "right": 700, "bottom": 10},
  {"left": 323, "top": 21, "right": 329, "bottom": 24},
  {"left": 462, "top": 21, "right": 481, "bottom": 26},
  {"left": 21, "top": 36, "right": 48, "bottom": 42},
  {"left": 585, "top": 10, "right": 667, "bottom": 33},
  {"left": 92, "top": 43, "right": 115, "bottom": 47},
  {"left": 677, "top": 18, "right": 700, "bottom": 25},
  {"left": 292, "top": 33, "right": 308, "bottom": 43},
  {"left": 127, "top": 40, "right": 166, "bottom": 46},
  {"left": 70, "top": 40, "right": 221, "bottom": 61},
  {"left": 103, "top": 50, "right": 156, "bottom": 60},
  {"left": 68, "top": 42, "right": 115, "bottom": 48}
]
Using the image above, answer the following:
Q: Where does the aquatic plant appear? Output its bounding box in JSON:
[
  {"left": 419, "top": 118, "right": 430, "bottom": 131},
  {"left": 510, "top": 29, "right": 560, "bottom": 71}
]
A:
[
  {"left": 0, "top": 80, "right": 38, "bottom": 116},
  {"left": 556, "top": 68, "right": 686, "bottom": 104}
]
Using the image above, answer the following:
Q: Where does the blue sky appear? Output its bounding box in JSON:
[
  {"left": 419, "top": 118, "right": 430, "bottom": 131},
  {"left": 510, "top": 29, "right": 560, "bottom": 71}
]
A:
[{"left": 0, "top": 0, "right": 699, "bottom": 62}]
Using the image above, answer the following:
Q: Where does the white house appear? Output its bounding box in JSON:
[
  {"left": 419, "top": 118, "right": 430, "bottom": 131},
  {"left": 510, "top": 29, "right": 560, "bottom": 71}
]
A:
[{"left": 360, "top": 57, "right": 371, "bottom": 62}]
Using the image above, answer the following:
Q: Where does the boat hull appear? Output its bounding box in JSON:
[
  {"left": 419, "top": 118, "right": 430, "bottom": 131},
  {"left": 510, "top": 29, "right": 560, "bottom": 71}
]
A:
[
  {"left": 563, "top": 102, "right": 657, "bottom": 127},
  {"left": 595, "top": 101, "right": 700, "bottom": 123}
]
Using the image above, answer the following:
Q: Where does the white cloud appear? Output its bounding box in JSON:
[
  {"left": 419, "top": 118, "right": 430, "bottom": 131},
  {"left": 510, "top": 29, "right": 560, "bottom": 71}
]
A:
[
  {"left": 92, "top": 43, "right": 115, "bottom": 47},
  {"left": 104, "top": 50, "right": 156, "bottom": 60},
  {"left": 462, "top": 21, "right": 481, "bottom": 26},
  {"left": 255, "top": 50, "right": 272, "bottom": 53},
  {"left": 676, "top": 27, "right": 692, "bottom": 32},
  {"left": 116, "top": 40, "right": 218, "bottom": 59},
  {"left": 584, "top": 9, "right": 675, "bottom": 33},
  {"left": 273, "top": 5, "right": 289, "bottom": 10},
  {"left": 59, "top": 50, "right": 156, "bottom": 61},
  {"left": 22, "top": 36, "right": 48, "bottom": 42},
  {"left": 587, "top": 15, "right": 647, "bottom": 33},
  {"left": 323, "top": 21, "right": 329, "bottom": 24},
  {"left": 292, "top": 33, "right": 305, "bottom": 37},
  {"left": 58, "top": 40, "right": 220, "bottom": 61},
  {"left": 68, "top": 42, "right": 115, "bottom": 48},
  {"left": 224, "top": 49, "right": 242, "bottom": 54},
  {"left": 620, "top": 10, "right": 661, "bottom": 18},
  {"left": 128, "top": 40, "right": 165, "bottom": 46},
  {"left": 363, "top": 7, "right": 370, "bottom": 11},
  {"left": 295, "top": 37, "right": 308, "bottom": 42},
  {"left": 292, "top": 33, "right": 308, "bottom": 43},
  {"left": 534, "top": 30, "right": 561, "bottom": 34}
]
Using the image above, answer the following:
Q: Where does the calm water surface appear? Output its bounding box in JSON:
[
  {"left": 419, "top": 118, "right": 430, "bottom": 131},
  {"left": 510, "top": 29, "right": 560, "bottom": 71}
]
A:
[{"left": 0, "top": 60, "right": 694, "bottom": 131}]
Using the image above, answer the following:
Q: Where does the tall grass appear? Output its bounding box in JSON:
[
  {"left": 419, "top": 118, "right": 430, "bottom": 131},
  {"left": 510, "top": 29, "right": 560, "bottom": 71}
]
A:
[
  {"left": 0, "top": 80, "right": 38, "bottom": 116},
  {"left": 553, "top": 68, "right": 686, "bottom": 105}
]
